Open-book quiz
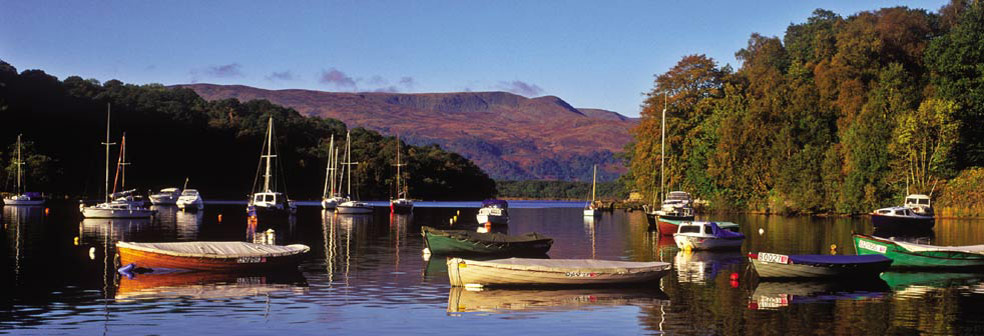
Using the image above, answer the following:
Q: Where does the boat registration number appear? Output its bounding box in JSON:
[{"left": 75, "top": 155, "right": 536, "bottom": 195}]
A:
[
  {"left": 857, "top": 240, "right": 888, "bottom": 254},
  {"left": 487, "top": 208, "right": 503, "bottom": 216},
  {"left": 237, "top": 257, "right": 267, "bottom": 263},
  {"left": 758, "top": 253, "right": 789, "bottom": 264},
  {"left": 565, "top": 272, "right": 598, "bottom": 278}
]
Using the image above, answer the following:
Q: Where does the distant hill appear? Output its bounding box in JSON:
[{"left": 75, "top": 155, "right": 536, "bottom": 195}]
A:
[{"left": 177, "top": 84, "right": 638, "bottom": 181}]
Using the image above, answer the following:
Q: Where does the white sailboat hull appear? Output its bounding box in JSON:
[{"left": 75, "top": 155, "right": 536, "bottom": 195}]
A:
[
  {"left": 336, "top": 204, "right": 373, "bottom": 214},
  {"left": 81, "top": 204, "right": 155, "bottom": 219},
  {"left": 4, "top": 197, "right": 44, "bottom": 206}
]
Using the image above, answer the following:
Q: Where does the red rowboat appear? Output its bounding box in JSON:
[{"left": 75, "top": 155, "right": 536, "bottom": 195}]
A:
[{"left": 117, "top": 241, "right": 309, "bottom": 271}]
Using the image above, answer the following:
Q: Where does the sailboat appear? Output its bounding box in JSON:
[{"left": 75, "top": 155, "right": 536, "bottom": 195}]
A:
[
  {"left": 336, "top": 130, "right": 373, "bottom": 214},
  {"left": 643, "top": 96, "right": 694, "bottom": 234},
  {"left": 390, "top": 135, "right": 413, "bottom": 214},
  {"left": 247, "top": 116, "right": 297, "bottom": 217},
  {"left": 110, "top": 134, "right": 148, "bottom": 207},
  {"left": 321, "top": 136, "right": 346, "bottom": 209},
  {"left": 81, "top": 104, "right": 156, "bottom": 218},
  {"left": 3, "top": 134, "right": 45, "bottom": 206},
  {"left": 583, "top": 165, "right": 600, "bottom": 216}
]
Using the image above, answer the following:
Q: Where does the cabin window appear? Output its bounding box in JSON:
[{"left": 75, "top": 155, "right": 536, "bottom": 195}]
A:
[
  {"left": 679, "top": 225, "right": 701, "bottom": 233},
  {"left": 919, "top": 199, "right": 929, "bottom": 205},
  {"left": 895, "top": 209, "right": 906, "bottom": 216},
  {"left": 878, "top": 210, "right": 891, "bottom": 214},
  {"left": 703, "top": 225, "right": 712, "bottom": 233}
]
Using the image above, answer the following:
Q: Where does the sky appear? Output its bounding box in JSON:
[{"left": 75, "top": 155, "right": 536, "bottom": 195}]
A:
[{"left": 1, "top": 0, "right": 950, "bottom": 117}]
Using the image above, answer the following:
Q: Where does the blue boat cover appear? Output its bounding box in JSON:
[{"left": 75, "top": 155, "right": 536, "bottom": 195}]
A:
[
  {"left": 481, "top": 199, "right": 509, "bottom": 208},
  {"left": 787, "top": 254, "right": 890, "bottom": 266},
  {"left": 708, "top": 222, "right": 745, "bottom": 239}
]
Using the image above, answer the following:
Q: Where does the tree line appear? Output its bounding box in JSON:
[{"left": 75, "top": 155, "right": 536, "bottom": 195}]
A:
[
  {"left": 626, "top": 1, "right": 984, "bottom": 214},
  {"left": 0, "top": 61, "right": 496, "bottom": 201}
]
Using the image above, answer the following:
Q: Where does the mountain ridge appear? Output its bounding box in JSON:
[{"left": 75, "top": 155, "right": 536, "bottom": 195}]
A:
[{"left": 176, "top": 83, "right": 637, "bottom": 181}]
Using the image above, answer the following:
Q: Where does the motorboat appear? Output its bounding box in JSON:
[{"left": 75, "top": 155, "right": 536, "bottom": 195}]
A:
[
  {"left": 673, "top": 221, "right": 744, "bottom": 250},
  {"left": 149, "top": 188, "right": 181, "bottom": 205},
  {"left": 176, "top": 189, "right": 204, "bottom": 210},
  {"left": 870, "top": 206, "right": 934, "bottom": 231},
  {"left": 476, "top": 199, "right": 509, "bottom": 224}
]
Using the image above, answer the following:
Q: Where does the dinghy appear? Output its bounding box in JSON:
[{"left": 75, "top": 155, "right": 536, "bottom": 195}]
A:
[
  {"left": 422, "top": 226, "right": 552, "bottom": 255},
  {"left": 853, "top": 233, "right": 984, "bottom": 268},
  {"left": 117, "top": 241, "right": 309, "bottom": 271},
  {"left": 446, "top": 257, "right": 671, "bottom": 288},
  {"left": 748, "top": 252, "right": 892, "bottom": 278}
]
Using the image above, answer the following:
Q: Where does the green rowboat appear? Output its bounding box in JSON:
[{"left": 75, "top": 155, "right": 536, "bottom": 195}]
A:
[
  {"left": 853, "top": 233, "right": 984, "bottom": 269},
  {"left": 422, "top": 226, "right": 553, "bottom": 255}
]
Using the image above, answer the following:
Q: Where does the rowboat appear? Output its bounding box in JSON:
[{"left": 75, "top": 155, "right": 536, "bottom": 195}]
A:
[
  {"left": 422, "top": 226, "right": 553, "bottom": 255},
  {"left": 447, "top": 286, "right": 668, "bottom": 314},
  {"left": 853, "top": 233, "right": 984, "bottom": 269},
  {"left": 748, "top": 252, "right": 892, "bottom": 278},
  {"left": 673, "top": 221, "right": 744, "bottom": 250},
  {"left": 116, "top": 241, "right": 310, "bottom": 271},
  {"left": 446, "top": 257, "right": 671, "bottom": 288}
]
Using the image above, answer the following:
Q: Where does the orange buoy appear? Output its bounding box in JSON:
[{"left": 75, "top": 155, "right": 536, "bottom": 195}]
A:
[
  {"left": 218, "top": 214, "right": 223, "bottom": 222},
  {"left": 44, "top": 208, "right": 50, "bottom": 215}
]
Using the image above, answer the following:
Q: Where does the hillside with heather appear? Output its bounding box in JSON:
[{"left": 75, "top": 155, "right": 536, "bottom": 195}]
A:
[{"left": 178, "top": 84, "right": 637, "bottom": 181}]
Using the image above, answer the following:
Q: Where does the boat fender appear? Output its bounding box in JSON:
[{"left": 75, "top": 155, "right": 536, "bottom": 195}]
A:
[{"left": 118, "top": 263, "right": 136, "bottom": 279}]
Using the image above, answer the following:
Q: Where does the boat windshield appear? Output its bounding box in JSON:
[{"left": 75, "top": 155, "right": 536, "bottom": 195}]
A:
[{"left": 679, "top": 225, "right": 701, "bottom": 234}]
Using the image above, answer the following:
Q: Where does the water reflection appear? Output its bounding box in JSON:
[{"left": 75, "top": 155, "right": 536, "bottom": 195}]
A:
[
  {"left": 748, "top": 279, "right": 888, "bottom": 310},
  {"left": 674, "top": 250, "right": 744, "bottom": 284},
  {"left": 115, "top": 270, "right": 308, "bottom": 301},
  {"left": 174, "top": 209, "right": 204, "bottom": 240},
  {"left": 447, "top": 286, "right": 669, "bottom": 314}
]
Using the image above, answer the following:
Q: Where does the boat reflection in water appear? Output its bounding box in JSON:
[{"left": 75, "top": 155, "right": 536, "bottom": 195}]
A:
[
  {"left": 115, "top": 269, "right": 308, "bottom": 301},
  {"left": 174, "top": 208, "right": 204, "bottom": 240},
  {"left": 748, "top": 279, "right": 888, "bottom": 310},
  {"left": 79, "top": 217, "right": 157, "bottom": 245},
  {"left": 447, "top": 286, "right": 669, "bottom": 314},
  {"left": 674, "top": 250, "right": 744, "bottom": 284},
  {"left": 881, "top": 271, "right": 984, "bottom": 299}
]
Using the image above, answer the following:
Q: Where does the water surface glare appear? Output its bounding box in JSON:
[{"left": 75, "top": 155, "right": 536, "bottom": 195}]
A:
[{"left": 3, "top": 203, "right": 984, "bottom": 335}]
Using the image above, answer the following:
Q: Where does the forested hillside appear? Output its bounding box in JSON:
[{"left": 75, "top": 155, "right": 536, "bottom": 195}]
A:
[
  {"left": 627, "top": 1, "right": 984, "bottom": 214},
  {"left": 0, "top": 62, "right": 496, "bottom": 201}
]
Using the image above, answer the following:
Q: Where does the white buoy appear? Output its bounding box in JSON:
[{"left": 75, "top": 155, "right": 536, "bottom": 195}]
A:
[
  {"left": 88, "top": 247, "right": 96, "bottom": 260},
  {"left": 758, "top": 228, "right": 765, "bottom": 235}
]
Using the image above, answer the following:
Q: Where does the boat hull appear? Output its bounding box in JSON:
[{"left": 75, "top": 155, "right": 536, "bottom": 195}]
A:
[
  {"left": 476, "top": 214, "right": 509, "bottom": 225},
  {"left": 336, "top": 205, "right": 373, "bottom": 214},
  {"left": 657, "top": 217, "right": 692, "bottom": 236},
  {"left": 871, "top": 214, "right": 934, "bottom": 231},
  {"left": 446, "top": 258, "right": 671, "bottom": 287},
  {"left": 583, "top": 209, "right": 600, "bottom": 217},
  {"left": 321, "top": 199, "right": 337, "bottom": 210},
  {"left": 853, "top": 234, "right": 984, "bottom": 269},
  {"left": 3, "top": 199, "right": 44, "bottom": 206},
  {"left": 423, "top": 228, "right": 552, "bottom": 255},
  {"left": 750, "top": 257, "right": 891, "bottom": 278},
  {"left": 391, "top": 201, "right": 413, "bottom": 214},
  {"left": 176, "top": 200, "right": 203, "bottom": 211},
  {"left": 149, "top": 196, "right": 178, "bottom": 205},
  {"left": 673, "top": 235, "right": 743, "bottom": 250},
  {"left": 117, "top": 242, "right": 309, "bottom": 271},
  {"left": 81, "top": 207, "right": 155, "bottom": 219}
]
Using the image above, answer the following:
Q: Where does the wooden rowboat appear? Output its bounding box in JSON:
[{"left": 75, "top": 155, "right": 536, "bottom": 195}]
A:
[
  {"left": 446, "top": 257, "right": 671, "bottom": 288},
  {"left": 117, "top": 241, "right": 310, "bottom": 271},
  {"left": 422, "top": 226, "right": 552, "bottom": 255},
  {"left": 748, "top": 252, "right": 892, "bottom": 278},
  {"left": 853, "top": 233, "right": 984, "bottom": 269}
]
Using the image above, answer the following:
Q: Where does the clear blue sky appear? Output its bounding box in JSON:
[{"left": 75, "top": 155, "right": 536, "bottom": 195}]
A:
[{"left": 1, "top": 0, "right": 948, "bottom": 117}]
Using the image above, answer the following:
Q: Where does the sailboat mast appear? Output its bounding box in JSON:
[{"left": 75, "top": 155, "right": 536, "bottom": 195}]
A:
[
  {"left": 346, "top": 131, "right": 352, "bottom": 196},
  {"left": 15, "top": 134, "right": 21, "bottom": 194},
  {"left": 323, "top": 136, "right": 334, "bottom": 198},
  {"left": 120, "top": 133, "right": 129, "bottom": 190},
  {"left": 395, "top": 135, "right": 401, "bottom": 198},
  {"left": 262, "top": 117, "right": 274, "bottom": 192},
  {"left": 660, "top": 94, "right": 666, "bottom": 203},
  {"left": 102, "top": 104, "right": 116, "bottom": 203},
  {"left": 591, "top": 164, "right": 597, "bottom": 203},
  {"left": 333, "top": 146, "right": 341, "bottom": 197}
]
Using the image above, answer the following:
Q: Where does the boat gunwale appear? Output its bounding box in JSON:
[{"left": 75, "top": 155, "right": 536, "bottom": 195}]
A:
[
  {"left": 455, "top": 257, "right": 672, "bottom": 274},
  {"left": 117, "top": 241, "right": 310, "bottom": 259}
]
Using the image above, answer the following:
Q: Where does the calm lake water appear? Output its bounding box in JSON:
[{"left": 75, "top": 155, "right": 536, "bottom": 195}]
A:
[{"left": 3, "top": 201, "right": 984, "bottom": 335}]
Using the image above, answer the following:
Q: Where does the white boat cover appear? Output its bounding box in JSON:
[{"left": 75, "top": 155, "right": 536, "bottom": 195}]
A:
[
  {"left": 893, "top": 240, "right": 984, "bottom": 254},
  {"left": 117, "top": 241, "right": 310, "bottom": 258},
  {"left": 465, "top": 258, "right": 671, "bottom": 273}
]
